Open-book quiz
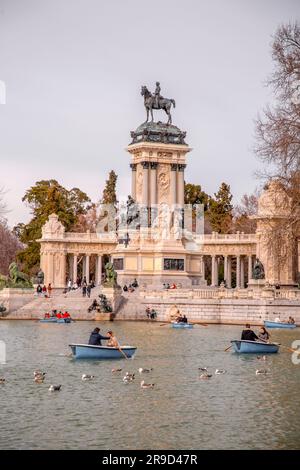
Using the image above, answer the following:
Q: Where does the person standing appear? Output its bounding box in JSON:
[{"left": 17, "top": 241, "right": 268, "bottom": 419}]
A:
[
  {"left": 36, "top": 284, "right": 42, "bottom": 297},
  {"left": 47, "top": 283, "right": 52, "bottom": 298}
]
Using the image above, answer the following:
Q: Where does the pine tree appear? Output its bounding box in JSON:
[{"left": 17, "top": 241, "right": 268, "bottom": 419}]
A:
[
  {"left": 208, "top": 182, "right": 233, "bottom": 233},
  {"left": 101, "top": 170, "right": 118, "bottom": 205}
]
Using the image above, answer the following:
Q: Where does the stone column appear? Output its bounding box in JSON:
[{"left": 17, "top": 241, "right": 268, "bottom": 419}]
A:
[
  {"left": 48, "top": 252, "right": 54, "bottom": 286},
  {"left": 85, "top": 255, "right": 90, "bottom": 284},
  {"left": 73, "top": 254, "right": 78, "bottom": 283},
  {"left": 224, "top": 255, "right": 228, "bottom": 285},
  {"left": 170, "top": 164, "right": 177, "bottom": 208},
  {"left": 200, "top": 255, "right": 205, "bottom": 277},
  {"left": 150, "top": 162, "right": 158, "bottom": 225},
  {"left": 177, "top": 164, "right": 186, "bottom": 207},
  {"left": 130, "top": 163, "right": 137, "bottom": 200},
  {"left": 211, "top": 255, "right": 217, "bottom": 287},
  {"left": 240, "top": 256, "right": 245, "bottom": 288},
  {"left": 95, "top": 255, "right": 102, "bottom": 285},
  {"left": 236, "top": 255, "right": 241, "bottom": 288},
  {"left": 141, "top": 161, "right": 149, "bottom": 206},
  {"left": 227, "top": 256, "right": 232, "bottom": 288},
  {"left": 248, "top": 255, "right": 252, "bottom": 283}
]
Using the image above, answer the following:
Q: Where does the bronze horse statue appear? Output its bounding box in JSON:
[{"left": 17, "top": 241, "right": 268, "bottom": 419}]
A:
[{"left": 141, "top": 86, "right": 176, "bottom": 125}]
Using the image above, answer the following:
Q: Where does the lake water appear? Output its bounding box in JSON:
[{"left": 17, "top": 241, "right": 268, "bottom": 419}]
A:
[{"left": 0, "top": 320, "right": 300, "bottom": 450}]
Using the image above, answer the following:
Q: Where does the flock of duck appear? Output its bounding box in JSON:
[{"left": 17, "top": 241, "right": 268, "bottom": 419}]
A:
[{"left": 0, "top": 355, "right": 271, "bottom": 389}]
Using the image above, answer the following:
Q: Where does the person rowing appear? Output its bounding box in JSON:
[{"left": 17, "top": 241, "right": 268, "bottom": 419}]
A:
[
  {"left": 241, "top": 324, "right": 259, "bottom": 341},
  {"left": 106, "top": 330, "right": 119, "bottom": 348},
  {"left": 88, "top": 327, "right": 110, "bottom": 346}
]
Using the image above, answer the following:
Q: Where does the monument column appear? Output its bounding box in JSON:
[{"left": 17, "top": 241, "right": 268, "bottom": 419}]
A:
[
  {"left": 224, "top": 255, "right": 228, "bottom": 285},
  {"left": 130, "top": 164, "right": 137, "bottom": 200},
  {"left": 177, "top": 164, "right": 186, "bottom": 207},
  {"left": 227, "top": 256, "right": 232, "bottom": 288},
  {"left": 170, "top": 164, "right": 177, "bottom": 207},
  {"left": 73, "top": 254, "right": 78, "bottom": 283},
  {"left": 141, "top": 161, "right": 149, "bottom": 206},
  {"left": 240, "top": 256, "right": 245, "bottom": 288},
  {"left": 236, "top": 255, "right": 241, "bottom": 288},
  {"left": 96, "top": 255, "right": 102, "bottom": 285},
  {"left": 211, "top": 255, "right": 217, "bottom": 287},
  {"left": 85, "top": 255, "right": 90, "bottom": 284}
]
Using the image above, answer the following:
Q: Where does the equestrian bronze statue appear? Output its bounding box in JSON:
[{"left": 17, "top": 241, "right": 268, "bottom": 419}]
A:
[{"left": 141, "top": 82, "right": 176, "bottom": 125}]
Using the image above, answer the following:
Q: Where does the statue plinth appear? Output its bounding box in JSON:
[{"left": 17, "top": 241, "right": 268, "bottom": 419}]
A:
[{"left": 98, "top": 285, "right": 123, "bottom": 317}]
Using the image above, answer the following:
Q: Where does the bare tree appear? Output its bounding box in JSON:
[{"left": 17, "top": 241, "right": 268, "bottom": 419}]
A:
[{"left": 233, "top": 193, "right": 258, "bottom": 233}]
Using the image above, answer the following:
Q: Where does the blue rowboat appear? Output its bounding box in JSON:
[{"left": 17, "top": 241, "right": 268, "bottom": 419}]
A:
[
  {"left": 171, "top": 322, "right": 194, "bottom": 329},
  {"left": 69, "top": 343, "right": 137, "bottom": 359},
  {"left": 39, "top": 317, "right": 58, "bottom": 323},
  {"left": 264, "top": 320, "right": 296, "bottom": 329},
  {"left": 231, "top": 340, "right": 279, "bottom": 354}
]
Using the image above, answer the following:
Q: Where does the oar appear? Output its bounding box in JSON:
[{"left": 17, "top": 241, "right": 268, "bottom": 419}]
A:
[
  {"left": 116, "top": 342, "right": 130, "bottom": 360},
  {"left": 277, "top": 344, "right": 300, "bottom": 355},
  {"left": 159, "top": 323, "right": 169, "bottom": 326},
  {"left": 224, "top": 344, "right": 232, "bottom": 352}
]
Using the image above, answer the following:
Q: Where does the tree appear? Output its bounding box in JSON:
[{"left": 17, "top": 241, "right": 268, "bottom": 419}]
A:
[
  {"left": 184, "top": 182, "right": 211, "bottom": 233},
  {"left": 255, "top": 22, "right": 300, "bottom": 227},
  {"left": 101, "top": 170, "right": 118, "bottom": 205},
  {"left": 208, "top": 182, "right": 233, "bottom": 233},
  {"left": 15, "top": 180, "right": 91, "bottom": 274},
  {"left": 233, "top": 193, "right": 258, "bottom": 233}
]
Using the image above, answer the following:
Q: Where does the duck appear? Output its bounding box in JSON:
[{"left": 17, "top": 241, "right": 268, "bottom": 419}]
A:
[
  {"left": 123, "top": 372, "right": 135, "bottom": 383},
  {"left": 34, "top": 376, "right": 45, "bottom": 383},
  {"left": 48, "top": 384, "right": 62, "bottom": 392},
  {"left": 138, "top": 367, "right": 153, "bottom": 374},
  {"left": 81, "top": 374, "right": 95, "bottom": 381},
  {"left": 256, "top": 369, "right": 268, "bottom": 375},
  {"left": 0, "top": 378, "right": 5, "bottom": 384},
  {"left": 215, "top": 369, "right": 226, "bottom": 375},
  {"left": 199, "top": 373, "right": 212, "bottom": 380},
  {"left": 198, "top": 367, "right": 208, "bottom": 372},
  {"left": 34, "top": 370, "right": 46, "bottom": 378},
  {"left": 257, "top": 356, "right": 267, "bottom": 361},
  {"left": 140, "top": 380, "right": 155, "bottom": 389},
  {"left": 111, "top": 368, "right": 122, "bottom": 373}
]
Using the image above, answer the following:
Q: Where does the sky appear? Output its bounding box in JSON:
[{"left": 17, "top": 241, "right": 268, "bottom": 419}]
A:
[{"left": 0, "top": 0, "right": 299, "bottom": 228}]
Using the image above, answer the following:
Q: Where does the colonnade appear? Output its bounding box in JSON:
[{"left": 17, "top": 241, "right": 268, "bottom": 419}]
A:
[
  {"left": 67, "top": 253, "right": 103, "bottom": 285},
  {"left": 209, "top": 254, "right": 255, "bottom": 288}
]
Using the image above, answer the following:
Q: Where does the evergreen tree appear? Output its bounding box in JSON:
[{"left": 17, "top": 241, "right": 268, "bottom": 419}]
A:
[
  {"left": 101, "top": 170, "right": 118, "bottom": 205},
  {"left": 208, "top": 182, "right": 233, "bottom": 233}
]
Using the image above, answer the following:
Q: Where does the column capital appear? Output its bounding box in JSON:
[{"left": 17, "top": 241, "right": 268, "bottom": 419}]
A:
[
  {"left": 130, "top": 163, "right": 137, "bottom": 171},
  {"left": 178, "top": 164, "right": 186, "bottom": 172},
  {"left": 171, "top": 163, "right": 178, "bottom": 171},
  {"left": 141, "top": 161, "right": 150, "bottom": 169},
  {"left": 150, "top": 162, "right": 158, "bottom": 170}
]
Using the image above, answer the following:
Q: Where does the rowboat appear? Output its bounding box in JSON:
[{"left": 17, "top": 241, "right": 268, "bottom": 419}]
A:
[
  {"left": 39, "top": 317, "right": 58, "bottom": 323},
  {"left": 264, "top": 320, "right": 296, "bottom": 329},
  {"left": 69, "top": 343, "right": 137, "bottom": 359},
  {"left": 39, "top": 317, "right": 73, "bottom": 323},
  {"left": 231, "top": 340, "right": 279, "bottom": 354},
  {"left": 171, "top": 322, "right": 194, "bottom": 329}
]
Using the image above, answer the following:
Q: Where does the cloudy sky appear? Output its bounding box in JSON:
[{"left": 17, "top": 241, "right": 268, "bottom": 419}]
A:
[{"left": 0, "top": 0, "right": 299, "bottom": 227}]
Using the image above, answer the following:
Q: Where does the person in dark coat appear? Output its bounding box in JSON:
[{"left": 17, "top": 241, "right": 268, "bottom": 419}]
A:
[
  {"left": 88, "top": 327, "right": 110, "bottom": 346},
  {"left": 241, "top": 324, "right": 259, "bottom": 341}
]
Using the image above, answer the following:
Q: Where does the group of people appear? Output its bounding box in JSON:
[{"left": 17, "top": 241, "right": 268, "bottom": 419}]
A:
[
  {"left": 145, "top": 307, "right": 157, "bottom": 320},
  {"left": 36, "top": 283, "right": 52, "bottom": 298},
  {"left": 175, "top": 314, "right": 188, "bottom": 324},
  {"left": 241, "top": 324, "right": 270, "bottom": 342},
  {"left": 123, "top": 278, "right": 139, "bottom": 293},
  {"left": 88, "top": 328, "right": 119, "bottom": 348},
  {"left": 163, "top": 283, "right": 177, "bottom": 290},
  {"left": 274, "top": 315, "right": 295, "bottom": 324},
  {"left": 44, "top": 309, "right": 71, "bottom": 319}
]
